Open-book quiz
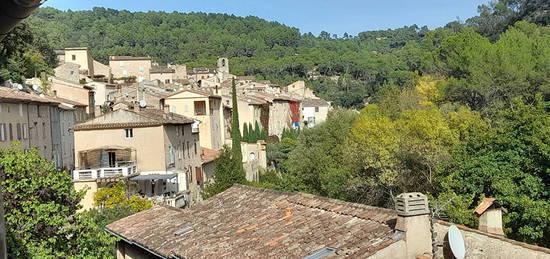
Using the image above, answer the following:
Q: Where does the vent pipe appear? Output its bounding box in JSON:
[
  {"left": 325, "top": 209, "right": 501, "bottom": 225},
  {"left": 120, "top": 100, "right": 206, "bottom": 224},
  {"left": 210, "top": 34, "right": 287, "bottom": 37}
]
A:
[{"left": 0, "top": 0, "right": 45, "bottom": 41}]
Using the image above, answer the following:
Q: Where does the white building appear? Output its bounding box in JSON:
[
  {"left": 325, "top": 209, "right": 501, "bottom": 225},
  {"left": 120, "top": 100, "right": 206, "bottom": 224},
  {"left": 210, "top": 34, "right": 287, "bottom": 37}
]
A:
[{"left": 301, "top": 98, "right": 330, "bottom": 128}]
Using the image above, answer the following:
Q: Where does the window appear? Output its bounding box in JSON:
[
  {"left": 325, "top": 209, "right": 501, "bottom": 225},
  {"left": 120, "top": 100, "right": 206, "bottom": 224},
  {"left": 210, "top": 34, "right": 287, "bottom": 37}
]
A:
[
  {"left": 37, "top": 105, "right": 41, "bottom": 118},
  {"left": 168, "top": 146, "right": 175, "bottom": 167},
  {"left": 125, "top": 129, "right": 133, "bottom": 139},
  {"left": 0, "top": 124, "right": 6, "bottom": 141},
  {"left": 19, "top": 104, "right": 23, "bottom": 117},
  {"left": 70, "top": 71, "right": 74, "bottom": 75},
  {"left": 315, "top": 107, "right": 320, "bottom": 112},
  {"left": 16, "top": 123, "right": 21, "bottom": 140},
  {"left": 194, "top": 142, "right": 197, "bottom": 155},
  {"left": 71, "top": 55, "right": 76, "bottom": 61},
  {"left": 186, "top": 141, "right": 190, "bottom": 158},
  {"left": 22, "top": 123, "right": 28, "bottom": 139},
  {"left": 195, "top": 167, "right": 203, "bottom": 184},
  {"left": 8, "top": 124, "right": 13, "bottom": 141},
  {"left": 165, "top": 79, "right": 170, "bottom": 84},
  {"left": 194, "top": 101, "right": 206, "bottom": 116}
]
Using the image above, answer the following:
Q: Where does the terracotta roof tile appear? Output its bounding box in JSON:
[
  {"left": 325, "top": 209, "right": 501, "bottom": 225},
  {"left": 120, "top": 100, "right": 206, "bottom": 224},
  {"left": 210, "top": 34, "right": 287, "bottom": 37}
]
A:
[
  {"left": 0, "top": 87, "right": 58, "bottom": 105},
  {"left": 201, "top": 147, "right": 221, "bottom": 164},
  {"left": 302, "top": 98, "right": 330, "bottom": 107},
  {"left": 474, "top": 197, "right": 496, "bottom": 215},
  {"left": 107, "top": 185, "right": 399, "bottom": 258}
]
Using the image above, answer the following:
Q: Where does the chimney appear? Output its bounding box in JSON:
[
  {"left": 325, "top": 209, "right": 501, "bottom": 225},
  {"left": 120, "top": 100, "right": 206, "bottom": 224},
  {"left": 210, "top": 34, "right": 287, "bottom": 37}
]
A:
[
  {"left": 474, "top": 198, "right": 505, "bottom": 236},
  {"left": 395, "top": 192, "right": 433, "bottom": 259}
]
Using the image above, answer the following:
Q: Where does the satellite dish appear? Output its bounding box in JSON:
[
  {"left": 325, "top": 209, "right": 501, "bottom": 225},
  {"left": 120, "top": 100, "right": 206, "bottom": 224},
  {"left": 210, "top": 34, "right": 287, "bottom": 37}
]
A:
[
  {"left": 16, "top": 83, "right": 23, "bottom": 90},
  {"left": 448, "top": 225, "right": 466, "bottom": 259},
  {"left": 139, "top": 100, "right": 147, "bottom": 108},
  {"left": 32, "top": 85, "right": 40, "bottom": 91}
]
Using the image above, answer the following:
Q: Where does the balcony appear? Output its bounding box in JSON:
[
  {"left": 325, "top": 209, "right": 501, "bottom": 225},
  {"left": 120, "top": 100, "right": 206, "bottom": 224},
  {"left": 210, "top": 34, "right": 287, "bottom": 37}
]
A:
[{"left": 73, "top": 161, "right": 137, "bottom": 180}]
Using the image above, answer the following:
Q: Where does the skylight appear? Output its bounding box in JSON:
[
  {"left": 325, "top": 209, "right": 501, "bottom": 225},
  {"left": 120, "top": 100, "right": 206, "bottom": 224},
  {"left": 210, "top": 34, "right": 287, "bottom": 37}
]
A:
[
  {"left": 303, "top": 247, "right": 339, "bottom": 259},
  {"left": 173, "top": 226, "right": 194, "bottom": 236}
]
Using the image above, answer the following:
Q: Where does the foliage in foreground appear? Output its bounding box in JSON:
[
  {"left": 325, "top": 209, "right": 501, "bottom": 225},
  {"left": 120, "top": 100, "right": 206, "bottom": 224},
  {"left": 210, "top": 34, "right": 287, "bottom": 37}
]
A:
[{"left": 0, "top": 148, "right": 115, "bottom": 258}]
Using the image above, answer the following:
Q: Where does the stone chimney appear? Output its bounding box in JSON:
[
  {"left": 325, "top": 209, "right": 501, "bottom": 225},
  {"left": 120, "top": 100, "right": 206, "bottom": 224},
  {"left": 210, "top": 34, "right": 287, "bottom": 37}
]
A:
[
  {"left": 474, "top": 198, "right": 505, "bottom": 236},
  {"left": 395, "top": 192, "right": 433, "bottom": 259}
]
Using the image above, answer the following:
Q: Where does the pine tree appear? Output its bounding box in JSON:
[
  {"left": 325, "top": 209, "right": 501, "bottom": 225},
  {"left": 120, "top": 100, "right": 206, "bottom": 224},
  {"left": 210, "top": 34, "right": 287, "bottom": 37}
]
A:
[{"left": 231, "top": 78, "right": 243, "bottom": 164}]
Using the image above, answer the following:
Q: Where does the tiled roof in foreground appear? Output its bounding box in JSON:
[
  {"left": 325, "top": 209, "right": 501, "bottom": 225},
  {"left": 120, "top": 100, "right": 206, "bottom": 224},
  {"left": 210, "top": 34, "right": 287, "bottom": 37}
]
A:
[{"left": 106, "top": 185, "right": 400, "bottom": 258}]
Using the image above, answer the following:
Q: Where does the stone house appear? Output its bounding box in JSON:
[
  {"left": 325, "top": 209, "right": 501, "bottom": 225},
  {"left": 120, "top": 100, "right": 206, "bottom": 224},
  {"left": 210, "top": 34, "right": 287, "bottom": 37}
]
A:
[
  {"left": 150, "top": 66, "right": 175, "bottom": 84},
  {"left": 50, "top": 76, "right": 95, "bottom": 118},
  {"left": 53, "top": 62, "right": 81, "bottom": 83},
  {"left": 286, "top": 80, "right": 317, "bottom": 99},
  {"left": 63, "top": 47, "right": 94, "bottom": 77},
  {"left": 301, "top": 98, "right": 330, "bottom": 128},
  {"left": 0, "top": 87, "right": 77, "bottom": 170},
  {"left": 107, "top": 186, "right": 550, "bottom": 259},
  {"left": 72, "top": 108, "right": 203, "bottom": 209},
  {"left": 56, "top": 47, "right": 112, "bottom": 82},
  {"left": 109, "top": 56, "right": 152, "bottom": 82},
  {"left": 164, "top": 89, "right": 224, "bottom": 150}
]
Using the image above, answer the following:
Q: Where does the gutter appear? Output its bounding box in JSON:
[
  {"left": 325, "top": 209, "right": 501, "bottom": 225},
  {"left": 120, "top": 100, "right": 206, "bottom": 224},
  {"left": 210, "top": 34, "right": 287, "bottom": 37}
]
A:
[{"left": 0, "top": 0, "right": 45, "bottom": 41}]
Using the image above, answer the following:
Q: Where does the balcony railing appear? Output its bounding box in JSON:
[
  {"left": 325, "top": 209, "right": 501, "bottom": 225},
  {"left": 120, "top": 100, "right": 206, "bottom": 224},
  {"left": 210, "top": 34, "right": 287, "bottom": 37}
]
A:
[
  {"left": 73, "top": 162, "right": 137, "bottom": 180},
  {"left": 146, "top": 192, "right": 188, "bottom": 208}
]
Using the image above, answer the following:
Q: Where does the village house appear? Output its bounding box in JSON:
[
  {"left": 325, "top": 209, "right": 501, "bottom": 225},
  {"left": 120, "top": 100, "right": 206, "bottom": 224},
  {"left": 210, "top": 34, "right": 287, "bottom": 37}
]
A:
[
  {"left": 49, "top": 76, "right": 96, "bottom": 118},
  {"left": 249, "top": 92, "right": 301, "bottom": 137},
  {"left": 72, "top": 108, "right": 204, "bottom": 209},
  {"left": 0, "top": 87, "right": 77, "bottom": 170},
  {"left": 109, "top": 56, "right": 152, "bottom": 82},
  {"left": 150, "top": 65, "right": 175, "bottom": 84},
  {"left": 164, "top": 89, "right": 224, "bottom": 150},
  {"left": 167, "top": 64, "right": 187, "bottom": 83},
  {"left": 286, "top": 80, "right": 317, "bottom": 99},
  {"left": 107, "top": 186, "right": 550, "bottom": 259},
  {"left": 55, "top": 47, "right": 112, "bottom": 82},
  {"left": 53, "top": 62, "right": 81, "bottom": 83},
  {"left": 301, "top": 98, "right": 330, "bottom": 128}
]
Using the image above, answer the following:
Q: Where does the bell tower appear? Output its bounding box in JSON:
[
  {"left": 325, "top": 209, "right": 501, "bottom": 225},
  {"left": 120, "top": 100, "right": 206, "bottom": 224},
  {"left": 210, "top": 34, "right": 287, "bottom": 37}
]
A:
[{"left": 217, "top": 58, "right": 229, "bottom": 74}]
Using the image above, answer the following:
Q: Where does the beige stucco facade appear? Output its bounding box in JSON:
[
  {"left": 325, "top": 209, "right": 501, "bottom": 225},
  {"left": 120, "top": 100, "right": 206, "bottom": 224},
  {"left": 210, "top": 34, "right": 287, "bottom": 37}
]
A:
[
  {"left": 50, "top": 77, "right": 94, "bottom": 116},
  {"left": 286, "top": 80, "right": 316, "bottom": 99},
  {"left": 150, "top": 72, "right": 174, "bottom": 84},
  {"left": 0, "top": 102, "right": 54, "bottom": 160},
  {"left": 165, "top": 91, "right": 223, "bottom": 150},
  {"left": 73, "top": 109, "right": 203, "bottom": 209},
  {"left": 109, "top": 57, "right": 152, "bottom": 81},
  {"left": 64, "top": 47, "right": 94, "bottom": 77}
]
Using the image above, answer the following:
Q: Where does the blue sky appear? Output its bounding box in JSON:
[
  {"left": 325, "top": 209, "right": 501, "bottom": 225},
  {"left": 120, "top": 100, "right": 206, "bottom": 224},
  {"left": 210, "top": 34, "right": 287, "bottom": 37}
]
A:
[{"left": 42, "top": 0, "right": 489, "bottom": 36}]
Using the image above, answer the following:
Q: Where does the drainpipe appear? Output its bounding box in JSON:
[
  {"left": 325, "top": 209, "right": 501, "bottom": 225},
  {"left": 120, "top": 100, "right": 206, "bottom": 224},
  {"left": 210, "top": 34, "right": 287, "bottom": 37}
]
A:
[{"left": 0, "top": 0, "right": 45, "bottom": 41}]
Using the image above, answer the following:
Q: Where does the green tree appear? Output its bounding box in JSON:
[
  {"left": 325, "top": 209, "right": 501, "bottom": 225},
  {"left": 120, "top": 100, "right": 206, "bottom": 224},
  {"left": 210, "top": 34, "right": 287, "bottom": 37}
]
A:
[
  {"left": 231, "top": 78, "right": 243, "bottom": 164},
  {"left": 202, "top": 146, "right": 247, "bottom": 198},
  {"left": 0, "top": 148, "right": 115, "bottom": 258},
  {"left": 93, "top": 182, "right": 153, "bottom": 212},
  {"left": 436, "top": 96, "right": 550, "bottom": 246},
  {"left": 242, "top": 122, "right": 250, "bottom": 143}
]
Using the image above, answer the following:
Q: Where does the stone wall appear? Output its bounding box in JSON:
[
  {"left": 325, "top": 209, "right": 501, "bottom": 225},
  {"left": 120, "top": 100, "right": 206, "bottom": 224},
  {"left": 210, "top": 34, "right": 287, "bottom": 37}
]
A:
[{"left": 433, "top": 221, "right": 550, "bottom": 259}]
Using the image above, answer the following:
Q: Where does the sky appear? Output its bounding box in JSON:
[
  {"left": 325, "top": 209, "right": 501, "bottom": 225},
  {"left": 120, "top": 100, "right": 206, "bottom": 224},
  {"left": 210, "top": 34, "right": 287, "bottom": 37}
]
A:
[{"left": 42, "top": 0, "right": 489, "bottom": 36}]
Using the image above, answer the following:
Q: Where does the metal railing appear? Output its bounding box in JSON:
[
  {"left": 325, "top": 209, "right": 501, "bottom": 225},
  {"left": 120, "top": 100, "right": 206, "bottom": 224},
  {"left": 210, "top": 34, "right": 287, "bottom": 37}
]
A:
[{"left": 72, "top": 162, "right": 137, "bottom": 180}]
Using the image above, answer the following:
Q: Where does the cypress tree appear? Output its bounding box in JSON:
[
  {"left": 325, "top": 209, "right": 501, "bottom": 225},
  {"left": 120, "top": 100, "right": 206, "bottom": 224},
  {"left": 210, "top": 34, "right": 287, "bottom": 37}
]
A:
[
  {"left": 231, "top": 78, "right": 243, "bottom": 164},
  {"left": 243, "top": 123, "right": 250, "bottom": 143}
]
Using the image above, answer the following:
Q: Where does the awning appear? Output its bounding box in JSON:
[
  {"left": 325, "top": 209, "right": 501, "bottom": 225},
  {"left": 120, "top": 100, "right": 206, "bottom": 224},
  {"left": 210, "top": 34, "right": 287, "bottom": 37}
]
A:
[{"left": 130, "top": 174, "right": 177, "bottom": 181}]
